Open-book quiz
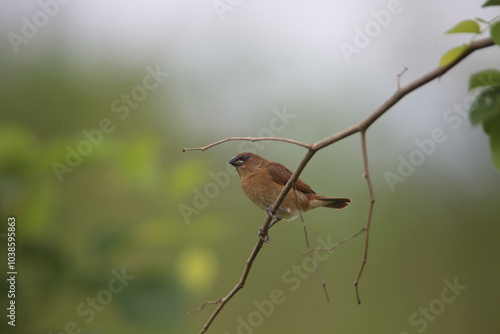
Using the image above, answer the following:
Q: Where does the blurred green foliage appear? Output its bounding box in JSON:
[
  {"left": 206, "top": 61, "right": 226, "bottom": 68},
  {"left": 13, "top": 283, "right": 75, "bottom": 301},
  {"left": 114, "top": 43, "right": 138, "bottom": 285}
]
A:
[
  {"left": 0, "top": 54, "right": 227, "bottom": 334},
  {"left": 442, "top": 4, "right": 500, "bottom": 170},
  {"left": 0, "top": 37, "right": 499, "bottom": 334}
]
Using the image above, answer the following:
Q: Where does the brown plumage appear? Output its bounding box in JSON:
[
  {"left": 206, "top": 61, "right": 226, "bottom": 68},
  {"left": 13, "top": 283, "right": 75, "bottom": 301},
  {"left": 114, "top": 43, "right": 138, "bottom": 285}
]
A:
[{"left": 229, "top": 152, "right": 351, "bottom": 222}]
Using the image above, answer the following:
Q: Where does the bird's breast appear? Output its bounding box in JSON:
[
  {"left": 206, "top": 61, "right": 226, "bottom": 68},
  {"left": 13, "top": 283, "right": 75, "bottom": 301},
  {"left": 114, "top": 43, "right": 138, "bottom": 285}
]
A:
[
  {"left": 240, "top": 172, "right": 311, "bottom": 220},
  {"left": 241, "top": 174, "right": 279, "bottom": 210}
]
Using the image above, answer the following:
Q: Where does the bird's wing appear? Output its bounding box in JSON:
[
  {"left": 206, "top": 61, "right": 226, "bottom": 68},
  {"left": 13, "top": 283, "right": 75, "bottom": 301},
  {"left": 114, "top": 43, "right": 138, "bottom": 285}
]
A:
[{"left": 267, "top": 162, "right": 316, "bottom": 194}]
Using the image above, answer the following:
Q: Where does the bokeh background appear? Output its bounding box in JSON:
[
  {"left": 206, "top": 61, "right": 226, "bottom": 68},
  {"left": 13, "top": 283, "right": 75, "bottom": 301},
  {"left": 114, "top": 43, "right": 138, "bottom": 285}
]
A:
[{"left": 0, "top": 1, "right": 499, "bottom": 333}]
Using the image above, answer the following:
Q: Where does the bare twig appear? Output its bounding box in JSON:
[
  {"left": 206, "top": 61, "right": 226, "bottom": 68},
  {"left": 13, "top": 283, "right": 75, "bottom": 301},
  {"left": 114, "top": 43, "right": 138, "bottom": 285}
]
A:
[
  {"left": 185, "top": 37, "right": 495, "bottom": 334},
  {"left": 301, "top": 132, "right": 376, "bottom": 306},
  {"left": 397, "top": 67, "right": 408, "bottom": 89},
  {"left": 302, "top": 227, "right": 366, "bottom": 256},
  {"left": 198, "top": 232, "right": 269, "bottom": 333},
  {"left": 292, "top": 186, "right": 330, "bottom": 304},
  {"left": 182, "top": 136, "right": 310, "bottom": 152},
  {"left": 354, "top": 130, "right": 376, "bottom": 305},
  {"left": 188, "top": 300, "right": 221, "bottom": 314}
]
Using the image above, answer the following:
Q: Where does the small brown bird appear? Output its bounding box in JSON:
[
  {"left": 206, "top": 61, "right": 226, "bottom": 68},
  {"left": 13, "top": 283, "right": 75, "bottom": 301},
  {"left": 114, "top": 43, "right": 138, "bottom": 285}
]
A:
[{"left": 229, "top": 152, "right": 351, "bottom": 233}]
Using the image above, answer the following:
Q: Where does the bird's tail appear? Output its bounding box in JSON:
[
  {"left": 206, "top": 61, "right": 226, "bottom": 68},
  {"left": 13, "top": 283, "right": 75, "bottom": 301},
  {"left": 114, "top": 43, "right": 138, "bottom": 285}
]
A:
[{"left": 312, "top": 196, "right": 351, "bottom": 209}]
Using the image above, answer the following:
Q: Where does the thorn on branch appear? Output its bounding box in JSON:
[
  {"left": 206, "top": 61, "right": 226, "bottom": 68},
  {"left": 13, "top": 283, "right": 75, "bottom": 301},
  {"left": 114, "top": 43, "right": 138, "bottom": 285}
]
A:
[
  {"left": 188, "top": 300, "right": 222, "bottom": 314},
  {"left": 397, "top": 67, "right": 409, "bottom": 90}
]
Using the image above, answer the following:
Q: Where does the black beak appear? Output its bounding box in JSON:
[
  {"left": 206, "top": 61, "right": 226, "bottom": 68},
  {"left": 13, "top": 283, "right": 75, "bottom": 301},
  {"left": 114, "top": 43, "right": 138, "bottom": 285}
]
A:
[{"left": 229, "top": 156, "right": 243, "bottom": 166}]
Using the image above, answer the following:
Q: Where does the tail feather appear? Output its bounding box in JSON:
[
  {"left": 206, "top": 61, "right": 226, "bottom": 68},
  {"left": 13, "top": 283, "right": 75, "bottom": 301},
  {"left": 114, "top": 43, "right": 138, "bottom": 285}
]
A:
[{"left": 313, "top": 196, "right": 351, "bottom": 209}]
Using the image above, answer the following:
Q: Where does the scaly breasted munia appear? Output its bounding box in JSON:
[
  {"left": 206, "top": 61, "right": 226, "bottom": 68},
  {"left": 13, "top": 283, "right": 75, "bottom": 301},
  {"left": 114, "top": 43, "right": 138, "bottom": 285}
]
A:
[{"left": 229, "top": 152, "right": 351, "bottom": 230}]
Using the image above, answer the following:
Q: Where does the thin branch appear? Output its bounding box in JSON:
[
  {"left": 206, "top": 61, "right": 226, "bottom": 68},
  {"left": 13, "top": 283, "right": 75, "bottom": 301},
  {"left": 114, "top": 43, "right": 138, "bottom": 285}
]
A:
[
  {"left": 293, "top": 186, "right": 330, "bottom": 304},
  {"left": 397, "top": 67, "right": 408, "bottom": 89},
  {"left": 314, "top": 38, "right": 495, "bottom": 148},
  {"left": 188, "top": 300, "right": 221, "bottom": 314},
  {"left": 302, "top": 227, "right": 366, "bottom": 256},
  {"left": 183, "top": 136, "right": 310, "bottom": 152},
  {"left": 198, "top": 149, "right": 317, "bottom": 333},
  {"left": 199, "top": 232, "right": 269, "bottom": 333},
  {"left": 354, "top": 130, "right": 376, "bottom": 305},
  {"left": 186, "top": 37, "right": 495, "bottom": 333}
]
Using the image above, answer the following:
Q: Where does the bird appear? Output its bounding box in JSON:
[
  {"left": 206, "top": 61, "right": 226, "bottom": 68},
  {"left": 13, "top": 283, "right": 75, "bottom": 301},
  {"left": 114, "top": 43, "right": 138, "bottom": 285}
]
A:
[{"left": 229, "top": 152, "right": 351, "bottom": 239}]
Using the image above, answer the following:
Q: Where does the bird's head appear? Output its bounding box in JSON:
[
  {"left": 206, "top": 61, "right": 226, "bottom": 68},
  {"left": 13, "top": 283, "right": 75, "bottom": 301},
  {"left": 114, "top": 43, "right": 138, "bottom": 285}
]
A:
[{"left": 228, "top": 152, "right": 263, "bottom": 176}]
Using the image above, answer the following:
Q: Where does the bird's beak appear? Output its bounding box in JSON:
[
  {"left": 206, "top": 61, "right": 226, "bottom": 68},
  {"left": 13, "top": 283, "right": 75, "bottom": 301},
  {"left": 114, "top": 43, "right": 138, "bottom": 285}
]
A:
[{"left": 229, "top": 156, "right": 243, "bottom": 167}]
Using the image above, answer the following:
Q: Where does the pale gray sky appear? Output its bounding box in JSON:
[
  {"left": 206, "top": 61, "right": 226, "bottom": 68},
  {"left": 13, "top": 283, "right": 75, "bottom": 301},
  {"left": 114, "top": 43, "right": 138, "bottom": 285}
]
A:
[{"left": 2, "top": 0, "right": 499, "bottom": 185}]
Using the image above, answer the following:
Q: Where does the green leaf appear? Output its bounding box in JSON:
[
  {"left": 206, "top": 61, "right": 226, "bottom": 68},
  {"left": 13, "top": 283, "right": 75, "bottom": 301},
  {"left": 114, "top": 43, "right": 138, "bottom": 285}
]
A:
[
  {"left": 469, "top": 86, "right": 500, "bottom": 125},
  {"left": 469, "top": 69, "right": 500, "bottom": 90},
  {"left": 439, "top": 45, "right": 468, "bottom": 67},
  {"left": 482, "top": 0, "right": 500, "bottom": 7},
  {"left": 490, "top": 21, "right": 500, "bottom": 46},
  {"left": 446, "top": 20, "right": 481, "bottom": 34},
  {"left": 482, "top": 115, "right": 500, "bottom": 170}
]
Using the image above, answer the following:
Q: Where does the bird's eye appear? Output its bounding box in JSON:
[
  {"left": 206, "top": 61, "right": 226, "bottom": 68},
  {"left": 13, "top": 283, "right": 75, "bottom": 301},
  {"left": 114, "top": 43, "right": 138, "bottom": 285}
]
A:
[{"left": 243, "top": 155, "right": 250, "bottom": 160}]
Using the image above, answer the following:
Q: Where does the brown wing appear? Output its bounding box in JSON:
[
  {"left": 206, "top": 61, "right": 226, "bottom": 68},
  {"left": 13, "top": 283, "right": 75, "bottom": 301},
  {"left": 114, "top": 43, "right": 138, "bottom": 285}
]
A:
[{"left": 267, "top": 162, "right": 316, "bottom": 194}]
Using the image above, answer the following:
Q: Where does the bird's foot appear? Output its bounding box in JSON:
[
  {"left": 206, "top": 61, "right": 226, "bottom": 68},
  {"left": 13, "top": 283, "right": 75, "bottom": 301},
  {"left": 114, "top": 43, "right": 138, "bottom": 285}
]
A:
[
  {"left": 259, "top": 206, "right": 287, "bottom": 242},
  {"left": 266, "top": 206, "right": 289, "bottom": 221},
  {"left": 258, "top": 227, "right": 270, "bottom": 243},
  {"left": 266, "top": 207, "right": 279, "bottom": 221}
]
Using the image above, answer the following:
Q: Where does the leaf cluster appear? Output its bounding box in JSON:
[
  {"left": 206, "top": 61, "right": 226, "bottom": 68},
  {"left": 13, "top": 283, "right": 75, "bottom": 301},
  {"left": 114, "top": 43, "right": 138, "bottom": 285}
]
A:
[{"left": 441, "top": 1, "right": 500, "bottom": 170}]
